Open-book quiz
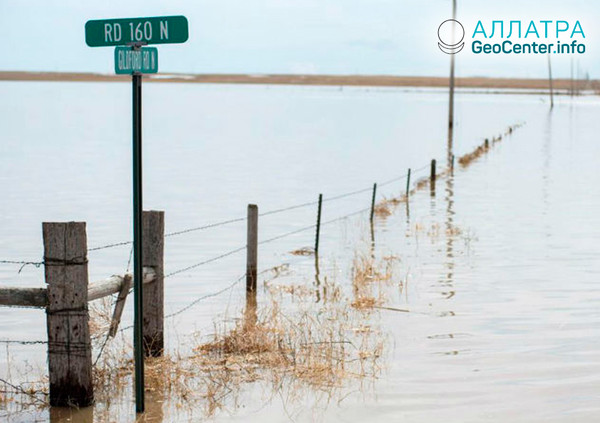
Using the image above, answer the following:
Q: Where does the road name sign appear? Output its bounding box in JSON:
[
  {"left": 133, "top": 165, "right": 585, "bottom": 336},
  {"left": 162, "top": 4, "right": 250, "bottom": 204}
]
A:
[
  {"left": 85, "top": 15, "right": 188, "bottom": 47},
  {"left": 84, "top": 14, "right": 188, "bottom": 414},
  {"left": 115, "top": 47, "right": 158, "bottom": 74}
]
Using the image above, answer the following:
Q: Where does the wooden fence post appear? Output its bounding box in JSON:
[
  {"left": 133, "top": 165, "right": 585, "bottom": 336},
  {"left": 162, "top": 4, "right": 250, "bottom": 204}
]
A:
[
  {"left": 142, "top": 210, "right": 164, "bottom": 357},
  {"left": 406, "top": 168, "right": 411, "bottom": 198},
  {"left": 43, "top": 222, "right": 93, "bottom": 407},
  {"left": 246, "top": 205, "right": 258, "bottom": 295}
]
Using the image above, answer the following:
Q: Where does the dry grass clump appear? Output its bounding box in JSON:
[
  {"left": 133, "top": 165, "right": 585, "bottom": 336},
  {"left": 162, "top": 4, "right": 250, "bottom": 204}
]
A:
[
  {"left": 197, "top": 293, "right": 382, "bottom": 392},
  {"left": 414, "top": 176, "right": 430, "bottom": 191},
  {"left": 89, "top": 296, "right": 114, "bottom": 340},
  {"left": 290, "top": 247, "right": 315, "bottom": 256},
  {"left": 351, "top": 254, "right": 396, "bottom": 311},
  {"left": 266, "top": 282, "right": 314, "bottom": 298},
  {"left": 0, "top": 377, "right": 48, "bottom": 414},
  {"left": 373, "top": 196, "right": 402, "bottom": 218},
  {"left": 458, "top": 143, "right": 489, "bottom": 167},
  {"left": 352, "top": 254, "right": 395, "bottom": 286},
  {"left": 85, "top": 268, "right": 386, "bottom": 418},
  {"left": 458, "top": 122, "right": 523, "bottom": 168}
]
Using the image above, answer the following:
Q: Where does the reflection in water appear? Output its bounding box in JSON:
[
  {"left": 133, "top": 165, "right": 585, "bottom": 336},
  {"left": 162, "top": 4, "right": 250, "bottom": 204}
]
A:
[
  {"left": 134, "top": 391, "right": 164, "bottom": 423},
  {"left": 370, "top": 221, "right": 375, "bottom": 256},
  {"left": 314, "top": 254, "right": 321, "bottom": 302},
  {"left": 444, "top": 127, "right": 456, "bottom": 298},
  {"left": 542, "top": 110, "right": 553, "bottom": 225},
  {"left": 49, "top": 407, "right": 93, "bottom": 423},
  {"left": 405, "top": 168, "right": 411, "bottom": 224}
]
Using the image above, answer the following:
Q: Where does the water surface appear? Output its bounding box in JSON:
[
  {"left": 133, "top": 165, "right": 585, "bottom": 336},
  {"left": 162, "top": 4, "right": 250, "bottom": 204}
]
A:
[{"left": 0, "top": 82, "right": 598, "bottom": 421}]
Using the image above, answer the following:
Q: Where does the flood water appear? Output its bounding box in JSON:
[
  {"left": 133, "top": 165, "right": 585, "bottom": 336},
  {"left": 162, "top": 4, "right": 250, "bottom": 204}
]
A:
[{"left": 0, "top": 82, "right": 599, "bottom": 422}]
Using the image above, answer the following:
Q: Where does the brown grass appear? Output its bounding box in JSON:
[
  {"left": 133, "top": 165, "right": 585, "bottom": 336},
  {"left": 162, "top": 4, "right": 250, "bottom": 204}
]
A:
[
  {"left": 458, "top": 123, "right": 523, "bottom": 168},
  {"left": 290, "top": 247, "right": 315, "bottom": 256},
  {"left": 350, "top": 254, "right": 397, "bottom": 311},
  {"left": 373, "top": 196, "right": 403, "bottom": 219},
  {"left": 458, "top": 144, "right": 488, "bottom": 167},
  {"left": 83, "top": 262, "right": 387, "bottom": 418}
]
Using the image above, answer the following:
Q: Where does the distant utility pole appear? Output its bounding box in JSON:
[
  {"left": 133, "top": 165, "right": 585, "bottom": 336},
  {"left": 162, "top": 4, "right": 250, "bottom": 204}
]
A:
[
  {"left": 448, "top": 0, "right": 457, "bottom": 131},
  {"left": 547, "top": 52, "right": 554, "bottom": 109}
]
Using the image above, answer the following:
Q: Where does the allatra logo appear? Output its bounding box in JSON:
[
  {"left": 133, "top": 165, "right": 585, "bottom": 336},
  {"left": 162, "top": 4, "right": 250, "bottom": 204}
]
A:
[{"left": 438, "top": 19, "right": 465, "bottom": 54}]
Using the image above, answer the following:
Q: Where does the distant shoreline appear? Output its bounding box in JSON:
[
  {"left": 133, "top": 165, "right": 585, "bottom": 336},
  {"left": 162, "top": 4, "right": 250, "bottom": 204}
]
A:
[{"left": 0, "top": 71, "right": 595, "bottom": 93}]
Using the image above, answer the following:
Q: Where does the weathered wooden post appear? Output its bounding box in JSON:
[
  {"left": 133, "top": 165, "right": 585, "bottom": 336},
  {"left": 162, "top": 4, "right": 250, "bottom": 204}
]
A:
[
  {"left": 246, "top": 204, "right": 258, "bottom": 295},
  {"left": 370, "top": 183, "right": 377, "bottom": 222},
  {"left": 484, "top": 138, "right": 489, "bottom": 149},
  {"left": 142, "top": 210, "right": 164, "bottom": 357},
  {"left": 406, "top": 168, "right": 411, "bottom": 198},
  {"left": 314, "top": 194, "right": 323, "bottom": 255},
  {"left": 43, "top": 222, "right": 93, "bottom": 407}
]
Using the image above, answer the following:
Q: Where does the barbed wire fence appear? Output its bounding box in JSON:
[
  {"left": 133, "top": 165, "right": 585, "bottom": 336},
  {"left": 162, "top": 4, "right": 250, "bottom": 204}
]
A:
[
  {"left": 0, "top": 158, "right": 443, "bottom": 352},
  {"left": 0, "top": 120, "right": 526, "bottom": 413}
]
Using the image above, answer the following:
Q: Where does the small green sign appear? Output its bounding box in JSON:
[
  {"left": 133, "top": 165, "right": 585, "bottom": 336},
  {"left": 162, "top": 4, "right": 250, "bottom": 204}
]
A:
[
  {"left": 115, "top": 47, "right": 158, "bottom": 74},
  {"left": 85, "top": 15, "right": 188, "bottom": 47}
]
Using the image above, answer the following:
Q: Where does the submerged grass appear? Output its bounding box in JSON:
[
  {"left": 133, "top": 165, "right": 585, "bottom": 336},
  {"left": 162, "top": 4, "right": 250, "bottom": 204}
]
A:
[
  {"left": 351, "top": 253, "right": 397, "bottom": 311},
  {"left": 290, "top": 247, "right": 315, "bottom": 256},
  {"left": 81, "top": 260, "right": 390, "bottom": 419},
  {"left": 458, "top": 123, "right": 523, "bottom": 168}
]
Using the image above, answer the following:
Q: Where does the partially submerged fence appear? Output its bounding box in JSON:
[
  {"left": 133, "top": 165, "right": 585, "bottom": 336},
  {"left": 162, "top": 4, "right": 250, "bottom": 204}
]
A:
[
  {"left": 0, "top": 125, "right": 520, "bottom": 408},
  {"left": 0, "top": 213, "right": 164, "bottom": 407}
]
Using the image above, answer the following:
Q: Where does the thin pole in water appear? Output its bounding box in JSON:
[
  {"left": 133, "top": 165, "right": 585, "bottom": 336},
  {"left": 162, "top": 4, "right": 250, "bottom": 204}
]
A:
[
  {"left": 315, "top": 194, "right": 323, "bottom": 255},
  {"left": 132, "top": 59, "right": 145, "bottom": 413},
  {"left": 448, "top": 0, "right": 457, "bottom": 131},
  {"left": 430, "top": 159, "right": 437, "bottom": 196},
  {"left": 370, "top": 183, "right": 377, "bottom": 223}
]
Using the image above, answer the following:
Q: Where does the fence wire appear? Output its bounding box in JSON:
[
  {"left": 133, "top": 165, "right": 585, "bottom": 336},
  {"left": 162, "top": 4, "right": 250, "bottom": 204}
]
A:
[
  {"left": 57, "top": 165, "right": 429, "bottom": 254},
  {"left": 0, "top": 339, "right": 47, "bottom": 345},
  {"left": 0, "top": 260, "right": 44, "bottom": 273}
]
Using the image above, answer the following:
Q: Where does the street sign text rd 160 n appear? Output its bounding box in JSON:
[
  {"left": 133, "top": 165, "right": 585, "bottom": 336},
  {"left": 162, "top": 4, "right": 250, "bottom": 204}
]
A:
[
  {"left": 85, "top": 15, "right": 188, "bottom": 47},
  {"left": 85, "top": 14, "right": 188, "bottom": 414}
]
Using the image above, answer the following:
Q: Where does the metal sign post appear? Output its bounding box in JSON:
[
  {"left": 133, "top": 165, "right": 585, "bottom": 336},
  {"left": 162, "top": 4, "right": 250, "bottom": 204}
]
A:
[
  {"left": 131, "top": 44, "right": 144, "bottom": 413},
  {"left": 85, "top": 15, "right": 188, "bottom": 414}
]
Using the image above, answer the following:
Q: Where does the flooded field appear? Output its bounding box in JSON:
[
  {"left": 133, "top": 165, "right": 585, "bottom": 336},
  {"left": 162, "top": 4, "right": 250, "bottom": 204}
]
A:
[{"left": 1, "top": 82, "right": 599, "bottom": 421}]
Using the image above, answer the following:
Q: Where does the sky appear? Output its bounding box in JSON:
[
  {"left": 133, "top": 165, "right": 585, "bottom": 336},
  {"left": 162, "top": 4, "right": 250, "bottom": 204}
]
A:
[{"left": 0, "top": 0, "right": 598, "bottom": 79}]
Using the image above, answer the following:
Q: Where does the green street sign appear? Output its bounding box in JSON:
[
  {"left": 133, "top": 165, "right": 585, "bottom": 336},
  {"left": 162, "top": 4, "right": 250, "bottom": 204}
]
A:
[
  {"left": 115, "top": 47, "right": 158, "bottom": 74},
  {"left": 85, "top": 15, "right": 188, "bottom": 47}
]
